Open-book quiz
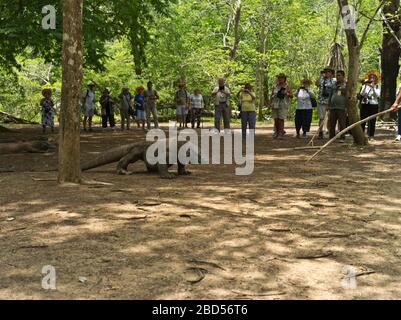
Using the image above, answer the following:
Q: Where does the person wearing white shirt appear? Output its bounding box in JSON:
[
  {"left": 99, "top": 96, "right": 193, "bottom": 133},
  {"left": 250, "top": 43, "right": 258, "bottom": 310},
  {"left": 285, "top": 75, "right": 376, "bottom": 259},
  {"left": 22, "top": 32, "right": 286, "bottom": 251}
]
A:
[
  {"left": 190, "top": 89, "right": 204, "bottom": 129},
  {"left": 82, "top": 83, "right": 96, "bottom": 132},
  {"left": 294, "top": 79, "right": 315, "bottom": 138},
  {"left": 359, "top": 73, "right": 381, "bottom": 140}
]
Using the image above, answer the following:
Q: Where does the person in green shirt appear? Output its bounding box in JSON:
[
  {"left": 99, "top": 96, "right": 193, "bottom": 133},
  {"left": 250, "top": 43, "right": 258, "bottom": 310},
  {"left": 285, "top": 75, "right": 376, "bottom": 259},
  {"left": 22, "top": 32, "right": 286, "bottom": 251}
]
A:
[
  {"left": 328, "top": 70, "right": 347, "bottom": 141},
  {"left": 238, "top": 83, "right": 256, "bottom": 139}
]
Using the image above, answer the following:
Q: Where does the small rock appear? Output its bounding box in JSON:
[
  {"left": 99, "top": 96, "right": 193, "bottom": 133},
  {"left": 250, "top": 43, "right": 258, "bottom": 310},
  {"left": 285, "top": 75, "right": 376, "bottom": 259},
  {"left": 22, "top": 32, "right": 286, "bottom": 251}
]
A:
[
  {"left": 5, "top": 217, "right": 15, "bottom": 222},
  {"left": 78, "top": 276, "right": 88, "bottom": 283}
]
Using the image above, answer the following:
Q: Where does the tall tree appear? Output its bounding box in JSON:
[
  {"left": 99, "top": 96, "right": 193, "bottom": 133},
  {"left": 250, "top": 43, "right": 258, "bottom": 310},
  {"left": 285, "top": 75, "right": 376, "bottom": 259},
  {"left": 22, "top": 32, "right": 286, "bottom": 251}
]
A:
[
  {"left": 337, "top": 0, "right": 384, "bottom": 145},
  {"left": 58, "top": 0, "right": 84, "bottom": 184},
  {"left": 380, "top": 0, "right": 401, "bottom": 119}
]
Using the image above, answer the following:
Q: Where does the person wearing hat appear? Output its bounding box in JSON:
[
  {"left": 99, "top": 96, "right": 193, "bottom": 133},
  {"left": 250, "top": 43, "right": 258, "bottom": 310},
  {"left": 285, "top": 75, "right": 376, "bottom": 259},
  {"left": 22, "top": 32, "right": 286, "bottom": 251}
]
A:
[
  {"left": 316, "top": 67, "right": 337, "bottom": 139},
  {"left": 294, "top": 79, "right": 315, "bottom": 138},
  {"left": 118, "top": 87, "right": 133, "bottom": 131},
  {"left": 358, "top": 72, "right": 381, "bottom": 140},
  {"left": 40, "top": 88, "right": 55, "bottom": 134},
  {"left": 269, "top": 73, "right": 293, "bottom": 139},
  {"left": 238, "top": 83, "right": 256, "bottom": 139},
  {"left": 82, "top": 83, "right": 96, "bottom": 132},
  {"left": 100, "top": 88, "right": 115, "bottom": 129},
  {"left": 175, "top": 81, "right": 191, "bottom": 129}
]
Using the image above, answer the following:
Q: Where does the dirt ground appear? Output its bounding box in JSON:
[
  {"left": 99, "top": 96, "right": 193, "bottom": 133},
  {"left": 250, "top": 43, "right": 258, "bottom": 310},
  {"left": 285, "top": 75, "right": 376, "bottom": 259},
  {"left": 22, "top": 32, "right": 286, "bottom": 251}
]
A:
[{"left": 0, "top": 122, "right": 401, "bottom": 300}]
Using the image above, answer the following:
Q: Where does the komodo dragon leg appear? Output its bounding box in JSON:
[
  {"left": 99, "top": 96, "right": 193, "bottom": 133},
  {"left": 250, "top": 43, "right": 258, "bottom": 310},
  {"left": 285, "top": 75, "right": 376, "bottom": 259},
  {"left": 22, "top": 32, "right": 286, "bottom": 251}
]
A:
[
  {"left": 178, "top": 162, "right": 191, "bottom": 176},
  {"left": 117, "top": 148, "right": 143, "bottom": 175}
]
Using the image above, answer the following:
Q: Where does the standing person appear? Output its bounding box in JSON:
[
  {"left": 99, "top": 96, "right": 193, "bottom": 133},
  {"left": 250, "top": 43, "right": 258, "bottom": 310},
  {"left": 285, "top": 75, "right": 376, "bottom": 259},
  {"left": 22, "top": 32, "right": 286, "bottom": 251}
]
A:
[
  {"left": 100, "top": 88, "right": 115, "bottom": 129},
  {"left": 175, "top": 81, "right": 191, "bottom": 129},
  {"left": 316, "top": 67, "right": 337, "bottom": 139},
  {"left": 238, "top": 83, "right": 256, "bottom": 139},
  {"left": 82, "top": 83, "right": 96, "bottom": 132},
  {"left": 269, "top": 73, "right": 293, "bottom": 139},
  {"left": 144, "top": 81, "right": 160, "bottom": 130},
  {"left": 190, "top": 88, "right": 204, "bottom": 129},
  {"left": 118, "top": 87, "right": 133, "bottom": 131},
  {"left": 294, "top": 79, "right": 315, "bottom": 138},
  {"left": 134, "top": 86, "right": 146, "bottom": 130},
  {"left": 358, "top": 73, "right": 381, "bottom": 140},
  {"left": 328, "top": 70, "right": 347, "bottom": 141},
  {"left": 391, "top": 83, "right": 401, "bottom": 141},
  {"left": 40, "top": 89, "right": 55, "bottom": 134},
  {"left": 212, "top": 78, "right": 231, "bottom": 132}
]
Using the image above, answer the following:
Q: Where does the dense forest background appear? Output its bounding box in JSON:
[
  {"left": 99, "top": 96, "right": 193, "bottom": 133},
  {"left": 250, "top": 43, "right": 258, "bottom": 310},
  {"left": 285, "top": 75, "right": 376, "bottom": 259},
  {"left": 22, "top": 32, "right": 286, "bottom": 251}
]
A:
[{"left": 0, "top": 0, "right": 383, "bottom": 121}]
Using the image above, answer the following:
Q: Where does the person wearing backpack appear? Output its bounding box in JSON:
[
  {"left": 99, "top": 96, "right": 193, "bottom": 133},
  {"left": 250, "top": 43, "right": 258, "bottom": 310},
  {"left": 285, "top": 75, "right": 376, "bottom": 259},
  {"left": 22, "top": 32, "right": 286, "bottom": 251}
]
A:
[
  {"left": 100, "top": 88, "right": 115, "bottom": 129},
  {"left": 238, "top": 83, "right": 256, "bottom": 139},
  {"left": 316, "top": 67, "right": 337, "bottom": 139},
  {"left": 358, "top": 72, "right": 381, "bottom": 140},
  {"left": 294, "top": 79, "right": 315, "bottom": 138},
  {"left": 82, "top": 83, "right": 96, "bottom": 132},
  {"left": 269, "top": 73, "right": 293, "bottom": 139},
  {"left": 118, "top": 87, "right": 133, "bottom": 131},
  {"left": 175, "top": 81, "right": 191, "bottom": 129}
]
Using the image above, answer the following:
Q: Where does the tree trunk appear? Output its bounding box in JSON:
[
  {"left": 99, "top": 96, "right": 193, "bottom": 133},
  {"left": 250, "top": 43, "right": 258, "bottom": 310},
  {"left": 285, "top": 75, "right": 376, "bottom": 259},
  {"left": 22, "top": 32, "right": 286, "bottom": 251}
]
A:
[
  {"left": 338, "top": 0, "right": 368, "bottom": 145},
  {"left": 257, "top": 24, "right": 267, "bottom": 121},
  {"left": 346, "top": 45, "right": 367, "bottom": 145},
  {"left": 380, "top": 0, "right": 401, "bottom": 120},
  {"left": 58, "top": 0, "right": 84, "bottom": 184}
]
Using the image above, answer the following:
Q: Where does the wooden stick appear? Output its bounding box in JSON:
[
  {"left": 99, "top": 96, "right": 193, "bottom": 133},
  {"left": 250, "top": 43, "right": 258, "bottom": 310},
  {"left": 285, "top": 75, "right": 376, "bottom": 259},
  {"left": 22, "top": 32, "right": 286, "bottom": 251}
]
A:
[
  {"left": 307, "top": 106, "right": 400, "bottom": 162},
  {"left": 308, "top": 111, "right": 328, "bottom": 146}
]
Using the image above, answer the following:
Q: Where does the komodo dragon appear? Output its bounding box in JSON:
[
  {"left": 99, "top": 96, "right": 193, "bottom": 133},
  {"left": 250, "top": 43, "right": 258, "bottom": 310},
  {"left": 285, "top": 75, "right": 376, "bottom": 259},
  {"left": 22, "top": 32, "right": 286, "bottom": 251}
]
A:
[
  {"left": 0, "top": 141, "right": 56, "bottom": 154},
  {"left": 81, "top": 140, "right": 198, "bottom": 179}
]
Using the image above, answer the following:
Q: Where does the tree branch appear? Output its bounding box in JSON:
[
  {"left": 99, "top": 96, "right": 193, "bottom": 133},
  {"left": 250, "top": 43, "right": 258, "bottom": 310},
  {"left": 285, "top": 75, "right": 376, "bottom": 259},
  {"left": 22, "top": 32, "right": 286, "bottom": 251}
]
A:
[{"left": 359, "top": 0, "right": 385, "bottom": 48}]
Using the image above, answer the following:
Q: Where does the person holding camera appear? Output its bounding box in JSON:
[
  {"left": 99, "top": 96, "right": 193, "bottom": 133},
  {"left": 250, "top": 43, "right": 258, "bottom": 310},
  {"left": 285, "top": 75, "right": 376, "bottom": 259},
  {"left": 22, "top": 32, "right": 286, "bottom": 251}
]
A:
[
  {"left": 100, "top": 88, "right": 115, "bottom": 129},
  {"left": 238, "top": 83, "right": 256, "bottom": 139},
  {"left": 212, "top": 78, "right": 231, "bottom": 132},
  {"left": 328, "top": 70, "right": 347, "bottom": 141},
  {"left": 316, "top": 67, "right": 336, "bottom": 139},
  {"left": 295, "top": 79, "right": 315, "bottom": 138},
  {"left": 358, "top": 73, "right": 381, "bottom": 140},
  {"left": 269, "top": 73, "right": 293, "bottom": 139}
]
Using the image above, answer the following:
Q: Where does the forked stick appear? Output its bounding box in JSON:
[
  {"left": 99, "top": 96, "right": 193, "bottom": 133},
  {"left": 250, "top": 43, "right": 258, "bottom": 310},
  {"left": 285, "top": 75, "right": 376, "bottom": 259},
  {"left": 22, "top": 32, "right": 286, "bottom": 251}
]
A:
[{"left": 307, "top": 107, "right": 400, "bottom": 162}]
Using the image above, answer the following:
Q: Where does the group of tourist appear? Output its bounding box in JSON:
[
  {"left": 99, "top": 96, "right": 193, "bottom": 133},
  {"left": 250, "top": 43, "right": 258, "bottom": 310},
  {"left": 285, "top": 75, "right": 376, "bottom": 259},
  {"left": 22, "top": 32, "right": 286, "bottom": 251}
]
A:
[{"left": 39, "top": 69, "right": 401, "bottom": 141}]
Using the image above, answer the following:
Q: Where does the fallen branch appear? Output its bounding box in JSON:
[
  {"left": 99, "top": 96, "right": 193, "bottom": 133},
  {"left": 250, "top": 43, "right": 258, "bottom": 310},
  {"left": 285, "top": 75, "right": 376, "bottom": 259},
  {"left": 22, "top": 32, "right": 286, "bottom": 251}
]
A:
[
  {"left": 0, "top": 111, "right": 38, "bottom": 124},
  {"left": 232, "top": 290, "right": 286, "bottom": 297},
  {"left": 186, "top": 259, "right": 226, "bottom": 271},
  {"left": 307, "top": 106, "right": 401, "bottom": 162},
  {"left": 295, "top": 252, "right": 334, "bottom": 259}
]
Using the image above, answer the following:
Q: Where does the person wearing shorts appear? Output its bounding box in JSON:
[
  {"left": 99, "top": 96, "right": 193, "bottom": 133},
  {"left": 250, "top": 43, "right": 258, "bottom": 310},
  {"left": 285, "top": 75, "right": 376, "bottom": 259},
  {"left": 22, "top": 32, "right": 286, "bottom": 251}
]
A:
[
  {"left": 175, "top": 81, "right": 191, "bottom": 128},
  {"left": 135, "top": 86, "right": 146, "bottom": 130},
  {"left": 269, "top": 73, "right": 292, "bottom": 139}
]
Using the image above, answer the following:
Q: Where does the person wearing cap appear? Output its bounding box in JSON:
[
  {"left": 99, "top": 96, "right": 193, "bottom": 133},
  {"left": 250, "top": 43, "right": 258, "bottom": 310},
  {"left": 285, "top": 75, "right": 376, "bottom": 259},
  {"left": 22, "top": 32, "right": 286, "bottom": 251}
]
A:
[
  {"left": 134, "top": 86, "right": 146, "bottom": 130},
  {"left": 118, "top": 87, "right": 133, "bottom": 131},
  {"left": 100, "top": 88, "right": 115, "bottom": 129},
  {"left": 358, "top": 72, "right": 381, "bottom": 140},
  {"left": 269, "top": 73, "right": 293, "bottom": 139},
  {"left": 294, "top": 79, "right": 315, "bottom": 138},
  {"left": 82, "top": 83, "right": 96, "bottom": 132},
  {"left": 144, "top": 81, "right": 160, "bottom": 130},
  {"left": 212, "top": 78, "right": 231, "bottom": 132},
  {"left": 238, "top": 83, "right": 256, "bottom": 139},
  {"left": 316, "top": 67, "right": 337, "bottom": 139},
  {"left": 175, "top": 81, "right": 191, "bottom": 129},
  {"left": 40, "top": 89, "right": 55, "bottom": 134}
]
